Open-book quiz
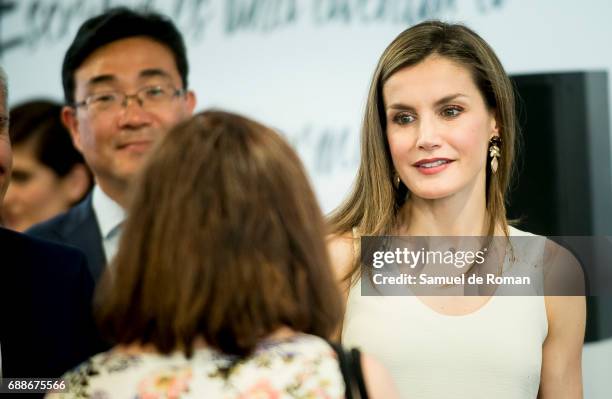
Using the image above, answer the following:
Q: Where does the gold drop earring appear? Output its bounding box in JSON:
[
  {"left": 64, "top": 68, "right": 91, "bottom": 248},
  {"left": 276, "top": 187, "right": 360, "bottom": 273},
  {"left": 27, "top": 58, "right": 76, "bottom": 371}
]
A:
[
  {"left": 393, "top": 171, "right": 401, "bottom": 189},
  {"left": 489, "top": 136, "right": 502, "bottom": 173}
]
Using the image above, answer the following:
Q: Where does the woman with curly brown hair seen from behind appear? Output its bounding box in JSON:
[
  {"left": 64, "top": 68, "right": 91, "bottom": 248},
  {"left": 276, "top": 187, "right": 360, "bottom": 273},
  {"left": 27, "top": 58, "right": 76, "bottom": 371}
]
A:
[{"left": 48, "top": 110, "right": 399, "bottom": 398}]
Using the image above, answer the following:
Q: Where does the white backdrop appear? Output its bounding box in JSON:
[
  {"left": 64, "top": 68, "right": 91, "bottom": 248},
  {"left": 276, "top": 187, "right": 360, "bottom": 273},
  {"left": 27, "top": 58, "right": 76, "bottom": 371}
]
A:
[{"left": 2, "top": 0, "right": 612, "bottom": 212}]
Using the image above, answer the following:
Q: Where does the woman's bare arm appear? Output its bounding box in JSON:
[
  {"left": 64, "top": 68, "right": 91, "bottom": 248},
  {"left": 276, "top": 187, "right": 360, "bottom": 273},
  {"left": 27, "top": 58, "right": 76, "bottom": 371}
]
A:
[
  {"left": 327, "top": 233, "right": 356, "bottom": 340},
  {"left": 539, "top": 295, "right": 586, "bottom": 398}
]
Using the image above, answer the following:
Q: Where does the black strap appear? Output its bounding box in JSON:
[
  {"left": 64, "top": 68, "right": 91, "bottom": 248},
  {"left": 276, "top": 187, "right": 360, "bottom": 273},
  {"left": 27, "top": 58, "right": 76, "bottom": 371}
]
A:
[
  {"left": 350, "top": 348, "right": 369, "bottom": 398},
  {"left": 328, "top": 341, "right": 369, "bottom": 399}
]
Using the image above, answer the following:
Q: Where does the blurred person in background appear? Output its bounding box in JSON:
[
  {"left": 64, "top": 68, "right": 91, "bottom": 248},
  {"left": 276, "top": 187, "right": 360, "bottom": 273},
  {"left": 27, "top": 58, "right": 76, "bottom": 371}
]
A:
[
  {"left": 2, "top": 100, "right": 92, "bottom": 232},
  {"left": 48, "top": 111, "right": 399, "bottom": 399},
  {"left": 28, "top": 7, "right": 196, "bottom": 283}
]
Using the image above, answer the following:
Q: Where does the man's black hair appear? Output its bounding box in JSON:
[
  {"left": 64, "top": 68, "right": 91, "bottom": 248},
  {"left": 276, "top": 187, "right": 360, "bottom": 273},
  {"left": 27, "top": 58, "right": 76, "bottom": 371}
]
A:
[{"left": 62, "top": 7, "right": 189, "bottom": 104}]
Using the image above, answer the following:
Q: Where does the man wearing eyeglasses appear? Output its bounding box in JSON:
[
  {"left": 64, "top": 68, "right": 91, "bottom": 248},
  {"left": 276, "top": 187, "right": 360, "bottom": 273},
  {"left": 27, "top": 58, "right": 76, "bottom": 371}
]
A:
[{"left": 28, "top": 7, "right": 196, "bottom": 283}]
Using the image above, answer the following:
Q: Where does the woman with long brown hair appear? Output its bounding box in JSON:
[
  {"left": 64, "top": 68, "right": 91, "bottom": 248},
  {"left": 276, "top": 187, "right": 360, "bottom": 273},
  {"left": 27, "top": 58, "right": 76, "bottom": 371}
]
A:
[
  {"left": 50, "top": 111, "right": 398, "bottom": 398},
  {"left": 328, "top": 21, "right": 585, "bottom": 398}
]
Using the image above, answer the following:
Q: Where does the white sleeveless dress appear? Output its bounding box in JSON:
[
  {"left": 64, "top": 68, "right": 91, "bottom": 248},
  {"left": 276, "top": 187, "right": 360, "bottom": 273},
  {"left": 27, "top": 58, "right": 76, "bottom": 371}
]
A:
[{"left": 342, "top": 227, "right": 548, "bottom": 399}]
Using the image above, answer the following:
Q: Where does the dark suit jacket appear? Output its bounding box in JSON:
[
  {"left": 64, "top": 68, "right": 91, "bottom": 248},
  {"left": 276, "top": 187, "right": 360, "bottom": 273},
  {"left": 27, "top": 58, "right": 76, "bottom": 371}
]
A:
[
  {"left": 0, "top": 228, "right": 100, "bottom": 378},
  {"left": 27, "top": 193, "right": 106, "bottom": 283}
]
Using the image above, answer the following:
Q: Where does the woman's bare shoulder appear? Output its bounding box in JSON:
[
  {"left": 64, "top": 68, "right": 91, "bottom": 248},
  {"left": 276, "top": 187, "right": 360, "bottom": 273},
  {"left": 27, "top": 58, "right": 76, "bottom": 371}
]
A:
[
  {"left": 541, "top": 238, "right": 586, "bottom": 296},
  {"left": 326, "top": 232, "right": 356, "bottom": 281}
]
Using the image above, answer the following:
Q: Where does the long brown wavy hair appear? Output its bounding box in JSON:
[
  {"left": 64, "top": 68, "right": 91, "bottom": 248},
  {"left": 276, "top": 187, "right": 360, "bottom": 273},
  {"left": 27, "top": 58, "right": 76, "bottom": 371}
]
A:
[
  {"left": 96, "top": 110, "right": 343, "bottom": 357},
  {"left": 328, "top": 20, "right": 518, "bottom": 283}
]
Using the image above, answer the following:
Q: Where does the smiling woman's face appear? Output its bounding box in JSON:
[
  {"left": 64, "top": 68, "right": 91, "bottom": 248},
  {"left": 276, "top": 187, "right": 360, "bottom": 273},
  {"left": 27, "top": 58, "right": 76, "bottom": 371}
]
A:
[{"left": 383, "top": 55, "right": 499, "bottom": 202}]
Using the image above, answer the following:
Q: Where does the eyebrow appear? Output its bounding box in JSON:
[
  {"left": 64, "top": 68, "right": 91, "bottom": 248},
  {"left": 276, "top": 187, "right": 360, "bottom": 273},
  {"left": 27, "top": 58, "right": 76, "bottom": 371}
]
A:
[
  {"left": 86, "top": 74, "right": 117, "bottom": 88},
  {"left": 85, "top": 69, "right": 174, "bottom": 88},
  {"left": 387, "top": 93, "right": 469, "bottom": 111},
  {"left": 138, "top": 68, "right": 173, "bottom": 81}
]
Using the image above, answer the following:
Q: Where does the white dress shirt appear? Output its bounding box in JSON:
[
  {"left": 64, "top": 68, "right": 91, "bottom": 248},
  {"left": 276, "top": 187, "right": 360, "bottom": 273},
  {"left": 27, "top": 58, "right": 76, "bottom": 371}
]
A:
[{"left": 91, "top": 185, "right": 125, "bottom": 263}]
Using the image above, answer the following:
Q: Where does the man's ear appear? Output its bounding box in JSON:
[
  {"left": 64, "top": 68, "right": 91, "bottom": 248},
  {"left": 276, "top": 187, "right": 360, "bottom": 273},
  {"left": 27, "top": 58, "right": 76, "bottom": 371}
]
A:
[
  {"left": 184, "top": 90, "right": 197, "bottom": 116},
  {"left": 61, "top": 106, "right": 83, "bottom": 152},
  {"left": 60, "top": 163, "right": 92, "bottom": 204}
]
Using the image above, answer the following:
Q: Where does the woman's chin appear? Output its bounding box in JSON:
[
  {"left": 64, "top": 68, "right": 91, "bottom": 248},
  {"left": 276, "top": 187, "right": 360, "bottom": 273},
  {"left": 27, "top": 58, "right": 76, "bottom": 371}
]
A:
[{"left": 409, "top": 187, "right": 454, "bottom": 201}]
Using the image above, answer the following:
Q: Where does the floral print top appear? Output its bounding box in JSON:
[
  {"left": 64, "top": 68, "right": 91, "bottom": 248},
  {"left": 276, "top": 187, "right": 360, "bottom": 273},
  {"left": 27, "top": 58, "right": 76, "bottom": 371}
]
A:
[{"left": 46, "top": 334, "right": 345, "bottom": 399}]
